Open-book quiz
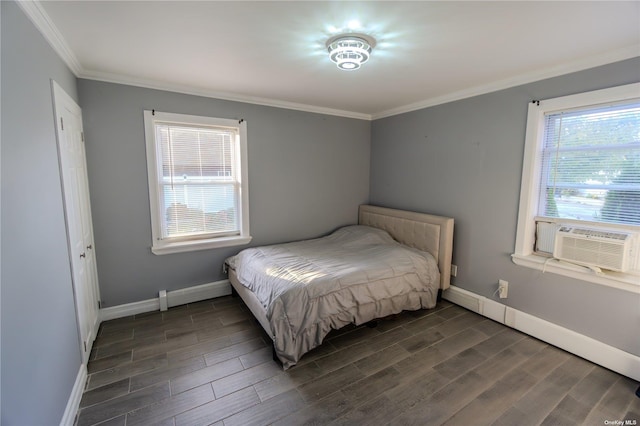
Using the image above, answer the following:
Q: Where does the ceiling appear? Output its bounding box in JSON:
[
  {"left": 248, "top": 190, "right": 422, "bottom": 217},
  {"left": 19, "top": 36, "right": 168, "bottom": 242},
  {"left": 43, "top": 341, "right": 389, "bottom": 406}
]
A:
[{"left": 25, "top": 1, "right": 640, "bottom": 119}]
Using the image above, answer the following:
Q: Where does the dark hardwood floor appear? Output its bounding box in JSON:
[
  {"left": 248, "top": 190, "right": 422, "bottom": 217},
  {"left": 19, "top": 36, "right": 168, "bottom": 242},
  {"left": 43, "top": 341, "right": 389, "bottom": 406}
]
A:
[{"left": 75, "top": 296, "right": 640, "bottom": 426}]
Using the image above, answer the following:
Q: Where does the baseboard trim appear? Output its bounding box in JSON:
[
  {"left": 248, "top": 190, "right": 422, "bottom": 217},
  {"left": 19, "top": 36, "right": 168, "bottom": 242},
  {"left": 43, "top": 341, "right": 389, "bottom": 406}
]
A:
[
  {"left": 442, "top": 285, "right": 640, "bottom": 381},
  {"left": 60, "top": 364, "right": 87, "bottom": 426},
  {"left": 100, "top": 279, "right": 231, "bottom": 322},
  {"left": 100, "top": 298, "right": 160, "bottom": 322},
  {"left": 64, "top": 280, "right": 231, "bottom": 423},
  {"left": 166, "top": 280, "right": 232, "bottom": 308}
]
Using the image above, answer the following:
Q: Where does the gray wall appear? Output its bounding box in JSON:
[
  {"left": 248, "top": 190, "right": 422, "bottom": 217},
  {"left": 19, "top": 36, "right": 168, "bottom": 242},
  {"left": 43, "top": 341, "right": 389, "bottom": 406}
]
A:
[
  {"left": 2, "top": 2, "right": 636, "bottom": 422},
  {"left": 77, "top": 80, "right": 371, "bottom": 307},
  {"left": 370, "top": 57, "right": 640, "bottom": 356},
  {"left": 1, "top": 1, "right": 82, "bottom": 424}
]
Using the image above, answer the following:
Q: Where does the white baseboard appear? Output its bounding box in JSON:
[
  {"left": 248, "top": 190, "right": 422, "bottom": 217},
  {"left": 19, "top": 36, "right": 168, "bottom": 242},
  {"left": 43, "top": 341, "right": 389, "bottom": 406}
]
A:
[
  {"left": 166, "top": 279, "right": 231, "bottom": 308},
  {"left": 100, "top": 298, "right": 160, "bottom": 322},
  {"left": 442, "top": 285, "right": 640, "bottom": 381},
  {"left": 441, "top": 285, "right": 482, "bottom": 313},
  {"left": 64, "top": 280, "right": 231, "bottom": 423},
  {"left": 60, "top": 364, "right": 87, "bottom": 426},
  {"left": 100, "top": 279, "right": 231, "bottom": 321}
]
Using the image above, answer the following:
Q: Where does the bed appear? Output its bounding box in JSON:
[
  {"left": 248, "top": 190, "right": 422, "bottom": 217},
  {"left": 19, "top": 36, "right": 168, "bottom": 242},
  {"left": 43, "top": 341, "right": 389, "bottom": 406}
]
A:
[{"left": 225, "top": 205, "right": 454, "bottom": 369}]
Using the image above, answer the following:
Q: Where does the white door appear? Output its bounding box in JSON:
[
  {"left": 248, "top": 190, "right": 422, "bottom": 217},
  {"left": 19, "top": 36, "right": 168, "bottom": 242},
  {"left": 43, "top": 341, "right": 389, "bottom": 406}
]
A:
[{"left": 52, "top": 81, "right": 100, "bottom": 365}]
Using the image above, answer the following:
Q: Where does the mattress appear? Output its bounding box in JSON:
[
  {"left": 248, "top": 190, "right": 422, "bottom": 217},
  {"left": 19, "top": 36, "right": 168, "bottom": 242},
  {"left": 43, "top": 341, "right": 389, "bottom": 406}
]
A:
[{"left": 227, "top": 225, "right": 440, "bottom": 368}]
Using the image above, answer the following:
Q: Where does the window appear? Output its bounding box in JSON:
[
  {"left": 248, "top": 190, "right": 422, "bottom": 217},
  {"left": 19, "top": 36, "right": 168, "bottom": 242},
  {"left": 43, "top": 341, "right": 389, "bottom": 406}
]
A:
[
  {"left": 144, "top": 111, "right": 250, "bottom": 254},
  {"left": 513, "top": 83, "right": 640, "bottom": 292}
]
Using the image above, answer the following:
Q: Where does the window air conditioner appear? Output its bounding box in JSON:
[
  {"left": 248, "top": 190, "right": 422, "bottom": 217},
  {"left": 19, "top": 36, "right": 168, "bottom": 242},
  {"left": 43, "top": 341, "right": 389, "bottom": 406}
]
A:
[{"left": 553, "top": 226, "right": 636, "bottom": 272}]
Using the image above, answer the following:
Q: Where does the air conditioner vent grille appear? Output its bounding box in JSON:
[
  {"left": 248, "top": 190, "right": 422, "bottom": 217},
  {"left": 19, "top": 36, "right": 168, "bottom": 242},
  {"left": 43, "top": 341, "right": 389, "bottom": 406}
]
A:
[
  {"left": 553, "top": 226, "right": 635, "bottom": 272},
  {"left": 556, "top": 239, "right": 624, "bottom": 270},
  {"left": 569, "top": 228, "right": 629, "bottom": 241}
]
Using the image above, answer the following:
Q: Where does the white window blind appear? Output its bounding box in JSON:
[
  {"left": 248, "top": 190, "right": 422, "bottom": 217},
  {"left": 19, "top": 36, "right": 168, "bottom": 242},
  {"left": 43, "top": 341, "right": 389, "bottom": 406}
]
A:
[
  {"left": 513, "top": 83, "right": 640, "bottom": 291},
  {"left": 538, "top": 101, "right": 640, "bottom": 226},
  {"left": 156, "top": 123, "right": 239, "bottom": 239},
  {"left": 144, "top": 110, "right": 250, "bottom": 254}
]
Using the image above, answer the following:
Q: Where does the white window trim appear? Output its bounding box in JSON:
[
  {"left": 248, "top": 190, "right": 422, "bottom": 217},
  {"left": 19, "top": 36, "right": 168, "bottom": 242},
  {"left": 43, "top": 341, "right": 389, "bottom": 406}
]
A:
[
  {"left": 513, "top": 82, "right": 640, "bottom": 294},
  {"left": 144, "top": 110, "right": 251, "bottom": 255}
]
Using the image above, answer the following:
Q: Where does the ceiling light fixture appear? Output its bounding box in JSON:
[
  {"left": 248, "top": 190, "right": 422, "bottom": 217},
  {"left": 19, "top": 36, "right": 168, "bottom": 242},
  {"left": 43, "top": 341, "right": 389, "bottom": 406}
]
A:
[{"left": 326, "top": 33, "right": 376, "bottom": 71}]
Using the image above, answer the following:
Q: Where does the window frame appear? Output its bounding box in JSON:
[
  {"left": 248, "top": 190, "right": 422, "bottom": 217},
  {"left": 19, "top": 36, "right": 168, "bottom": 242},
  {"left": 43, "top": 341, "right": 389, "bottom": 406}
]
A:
[
  {"left": 144, "top": 110, "right": 251, "bottom": 255},
  {"left": 512, "top": 82, "right": 640, "bottom": 293}
]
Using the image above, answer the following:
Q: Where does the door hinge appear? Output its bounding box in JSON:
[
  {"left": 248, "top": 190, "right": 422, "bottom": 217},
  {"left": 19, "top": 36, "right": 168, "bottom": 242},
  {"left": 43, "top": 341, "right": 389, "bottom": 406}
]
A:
[
  {"left": 81, "top": 131, "right": 84, "bottom": 142},
  {"left": 60, "top": 117, "right": 64, "bottom": 130},
  {"left": 98, "top": 300, "right": 102, "bottom": 309},
  {"left": 83, "top": 341, "right": 87, "bottom": 352}
]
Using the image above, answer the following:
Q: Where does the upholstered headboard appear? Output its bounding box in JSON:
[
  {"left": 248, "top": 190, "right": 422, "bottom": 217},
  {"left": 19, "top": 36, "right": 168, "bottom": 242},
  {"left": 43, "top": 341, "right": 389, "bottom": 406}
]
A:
[{"left": 359, "top": 205, "right": 455, "bottom": 290}]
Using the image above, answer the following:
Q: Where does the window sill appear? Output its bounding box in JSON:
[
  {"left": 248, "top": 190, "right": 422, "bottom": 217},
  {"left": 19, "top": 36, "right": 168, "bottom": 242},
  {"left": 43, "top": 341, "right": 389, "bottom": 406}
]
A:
[
  {"left": 152, "top": 235, "right": 252, "bottom": 255},
  {"left": 511, "top": 253, "right": 640, "bottom": 294}
]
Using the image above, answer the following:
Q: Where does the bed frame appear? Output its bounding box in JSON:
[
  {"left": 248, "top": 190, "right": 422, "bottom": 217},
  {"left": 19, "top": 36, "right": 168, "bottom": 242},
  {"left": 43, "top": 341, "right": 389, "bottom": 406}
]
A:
[{"left": 228, "top": 204, "right": 455, "bottom": 340}]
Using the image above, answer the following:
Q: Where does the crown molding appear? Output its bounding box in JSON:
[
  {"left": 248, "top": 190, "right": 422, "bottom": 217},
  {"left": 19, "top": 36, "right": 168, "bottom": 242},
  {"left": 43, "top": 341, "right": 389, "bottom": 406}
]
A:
[
  {"left": 88, "top": 45, "right": 637, "bottom": 122},
  {"left": 16, "top": 0, "right": 83, "bottom": 76},
  {"left": 371, "top": 45, "right": 640, "bottom": 120},
  {"left": 78, "top": 69, "right": 372, "bottom": 120},
  {"left": 19, "top": 0, "right": 639, "bottom": 122},
  {"left": 18, "top": 0, "right": 369, "bottom": 119}
]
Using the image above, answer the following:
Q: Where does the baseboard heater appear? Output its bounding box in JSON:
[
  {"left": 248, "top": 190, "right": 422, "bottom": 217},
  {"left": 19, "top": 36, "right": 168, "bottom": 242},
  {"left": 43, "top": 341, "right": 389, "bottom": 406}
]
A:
[
  {"left": 100, "top": 279, "right": 232, "bottom": 321},
  {"left": 442, "top": 285, "right": 639, "bottom": 382}
]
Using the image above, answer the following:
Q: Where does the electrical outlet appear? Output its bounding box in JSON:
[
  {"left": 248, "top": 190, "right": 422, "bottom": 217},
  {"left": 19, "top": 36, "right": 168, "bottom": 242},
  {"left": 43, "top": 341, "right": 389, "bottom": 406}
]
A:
[
  {"left": 451, "top": 264, "right": 458, "bottom": 277},
  {"left": 498, "top": 280, "right": 508, "bottom": 299}
]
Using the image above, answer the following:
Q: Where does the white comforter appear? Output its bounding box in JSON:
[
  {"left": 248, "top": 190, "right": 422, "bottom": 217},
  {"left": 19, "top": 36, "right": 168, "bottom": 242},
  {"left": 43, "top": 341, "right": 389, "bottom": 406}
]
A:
[{"left": 228, "top": 225, "right": 440, "bottom": 368}]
